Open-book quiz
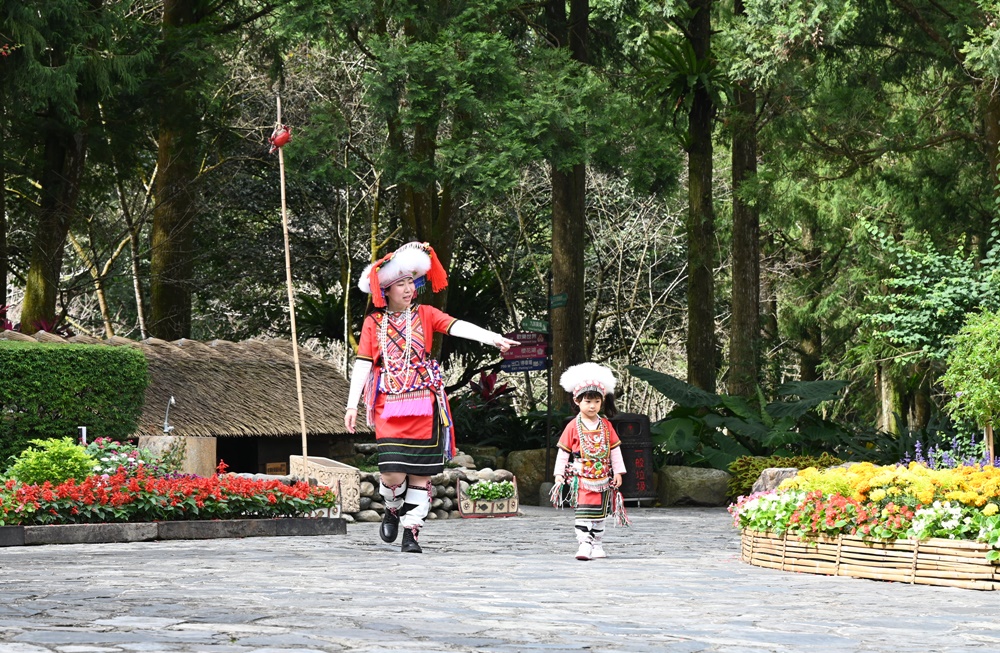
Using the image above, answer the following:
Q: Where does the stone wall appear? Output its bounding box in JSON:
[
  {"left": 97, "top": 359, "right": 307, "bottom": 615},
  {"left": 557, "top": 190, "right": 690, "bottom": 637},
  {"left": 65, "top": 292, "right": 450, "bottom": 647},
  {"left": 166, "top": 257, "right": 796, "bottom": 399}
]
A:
[{"left": 345, "top": 445, "right": 515, "bottom": 523}]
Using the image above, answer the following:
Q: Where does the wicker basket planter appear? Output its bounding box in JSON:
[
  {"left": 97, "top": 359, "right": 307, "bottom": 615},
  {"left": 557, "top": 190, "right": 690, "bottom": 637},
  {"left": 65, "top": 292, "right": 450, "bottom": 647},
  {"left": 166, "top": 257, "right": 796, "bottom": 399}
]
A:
[
  {"left": 456, "top": 477, "right": 520, "bottom": 518},
  {"left": 741, "top": 529, "right": 1000, "bottom": 591}
]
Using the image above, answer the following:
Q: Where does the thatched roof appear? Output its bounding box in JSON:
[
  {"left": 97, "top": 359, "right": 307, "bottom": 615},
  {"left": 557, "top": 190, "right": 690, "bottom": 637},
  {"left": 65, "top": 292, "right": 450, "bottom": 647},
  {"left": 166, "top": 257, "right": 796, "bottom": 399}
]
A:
[{"left": 0, "top": 330, "right": 371, "bottom": 438}]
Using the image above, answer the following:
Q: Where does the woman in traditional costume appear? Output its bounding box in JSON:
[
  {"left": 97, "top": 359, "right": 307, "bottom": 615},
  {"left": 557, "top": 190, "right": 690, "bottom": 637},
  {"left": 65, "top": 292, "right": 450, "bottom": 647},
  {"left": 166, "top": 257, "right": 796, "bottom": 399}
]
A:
[
  {"left": 344, "top": 242, "right": 518, "bottom": 553},
  {"left": 550, "top": 362, "right": 629, "bottom": 560}
]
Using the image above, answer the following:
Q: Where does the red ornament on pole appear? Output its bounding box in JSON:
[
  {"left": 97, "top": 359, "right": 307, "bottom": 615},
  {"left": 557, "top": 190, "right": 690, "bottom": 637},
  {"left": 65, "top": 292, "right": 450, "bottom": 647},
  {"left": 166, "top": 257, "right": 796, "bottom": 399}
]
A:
[{"left": 269, "top": 124, "right": 292, "bottom": 154}]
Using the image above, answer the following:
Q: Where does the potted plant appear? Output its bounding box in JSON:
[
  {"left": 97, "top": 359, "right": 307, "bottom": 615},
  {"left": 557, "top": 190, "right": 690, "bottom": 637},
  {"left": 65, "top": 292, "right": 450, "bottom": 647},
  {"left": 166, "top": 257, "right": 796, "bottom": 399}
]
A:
[{"left": 457, "top": 478, "right": 519, "bottom": 518}]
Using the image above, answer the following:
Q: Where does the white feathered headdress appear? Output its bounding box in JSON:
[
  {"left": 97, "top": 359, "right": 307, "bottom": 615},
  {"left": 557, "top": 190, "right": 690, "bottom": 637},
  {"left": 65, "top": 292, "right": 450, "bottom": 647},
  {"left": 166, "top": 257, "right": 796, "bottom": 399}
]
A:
[
  {"left": 357, "top": 242, "right": 448, "bottom": 307},
  {"left": 560, "top": 362, "right": 617, "bottom": 399}
]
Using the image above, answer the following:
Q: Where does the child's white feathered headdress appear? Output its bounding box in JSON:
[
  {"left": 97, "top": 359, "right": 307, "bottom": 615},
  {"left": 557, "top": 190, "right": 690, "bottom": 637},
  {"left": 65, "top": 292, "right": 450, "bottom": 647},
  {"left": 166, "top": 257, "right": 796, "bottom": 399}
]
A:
[
  {"left": 560, "top": 362, "right": 617, "bottom": 399},
  {"left": 357, "top": 241, "right": 448, "bottom": 307}
]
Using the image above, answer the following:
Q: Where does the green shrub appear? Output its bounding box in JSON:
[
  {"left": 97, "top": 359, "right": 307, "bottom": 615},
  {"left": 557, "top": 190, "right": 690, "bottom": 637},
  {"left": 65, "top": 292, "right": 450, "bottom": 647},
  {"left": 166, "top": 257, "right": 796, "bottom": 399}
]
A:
[
  {"left": 727, "top": 452, "right": 844, "bottom": 501},
  {"left": 0, "top": 341, "right": 148, "bottom": 464},
  {"left": 465, "top": 479, "right": 515, "bottom": 501},
  {"left": 6, "top": 437, "right": 98, "bottom": 485}
]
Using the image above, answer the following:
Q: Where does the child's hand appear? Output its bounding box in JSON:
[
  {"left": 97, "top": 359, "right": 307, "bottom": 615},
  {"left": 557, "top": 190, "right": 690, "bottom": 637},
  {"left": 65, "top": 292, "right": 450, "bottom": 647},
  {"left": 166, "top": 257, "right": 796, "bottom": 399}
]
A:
[
  {"left": 554, "top": 475, "right": 564, "bottom": 486},
  {"left": 611, "top": 473, "right": 622, "bottom": 488}
]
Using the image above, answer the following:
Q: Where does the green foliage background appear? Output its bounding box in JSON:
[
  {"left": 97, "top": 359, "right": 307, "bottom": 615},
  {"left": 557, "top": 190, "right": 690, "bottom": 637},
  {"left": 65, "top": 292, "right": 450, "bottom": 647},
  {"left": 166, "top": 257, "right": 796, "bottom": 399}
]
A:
[{"left": 0, "top": 342, "right": 149, "bottom": 465}]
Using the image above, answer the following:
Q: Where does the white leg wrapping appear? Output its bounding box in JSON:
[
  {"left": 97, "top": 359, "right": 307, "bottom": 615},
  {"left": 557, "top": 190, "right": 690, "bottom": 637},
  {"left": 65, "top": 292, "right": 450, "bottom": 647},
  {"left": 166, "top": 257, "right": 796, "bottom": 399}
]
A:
[
  {"left": 399, "top": 483, "right": 431, "bottom": 530},
  {"left": 591, "top": 519, "right": 605, "bottom": 545},
  {"left": 379, "top": 478, "right": 407, "bottom": 511},
  {"left": 574, "top": 520, "right": 593, "bottom": 545}
]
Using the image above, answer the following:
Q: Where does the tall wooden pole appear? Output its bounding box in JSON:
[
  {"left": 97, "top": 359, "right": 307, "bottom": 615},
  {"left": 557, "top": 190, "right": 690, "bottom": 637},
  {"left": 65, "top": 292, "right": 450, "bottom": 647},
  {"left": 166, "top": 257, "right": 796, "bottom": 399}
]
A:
[{"left": 276, "top": 94, "right": 309, "bottom": 473}]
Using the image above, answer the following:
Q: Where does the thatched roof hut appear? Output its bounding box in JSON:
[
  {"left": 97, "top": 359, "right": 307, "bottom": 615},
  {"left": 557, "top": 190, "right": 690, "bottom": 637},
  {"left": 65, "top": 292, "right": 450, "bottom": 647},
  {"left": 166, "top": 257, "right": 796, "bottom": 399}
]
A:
[{"left": 0, "top": 330, "right": 371, "bottom": 438}]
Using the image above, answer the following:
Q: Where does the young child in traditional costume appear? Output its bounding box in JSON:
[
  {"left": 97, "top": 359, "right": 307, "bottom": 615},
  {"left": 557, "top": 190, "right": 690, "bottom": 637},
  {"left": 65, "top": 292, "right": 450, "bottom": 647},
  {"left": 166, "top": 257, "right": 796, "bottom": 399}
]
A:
[
  {"left": 344, "top": 242, "right": 518, "bottom": 553},
  {"left": 550, "top": 362, "right": 629, "bottom": 560}
]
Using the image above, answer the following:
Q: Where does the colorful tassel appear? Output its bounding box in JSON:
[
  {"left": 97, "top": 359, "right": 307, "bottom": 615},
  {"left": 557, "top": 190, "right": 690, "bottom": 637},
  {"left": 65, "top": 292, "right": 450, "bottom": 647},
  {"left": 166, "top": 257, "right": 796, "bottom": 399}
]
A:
[
  {"left": 611, "top": 487, "right": 631, "bottom": 528},
  {"left": 425, "top": 244, "right": 449, "bottom": 292},
  {"left": 369, "top": 264, "right": 386, "bottom": 308},
  {"left": 549, "top": 482, "right": 565, "bottom": 508},
  {"left": 569, "top": 475, "right": 579, "bottom": 508}
]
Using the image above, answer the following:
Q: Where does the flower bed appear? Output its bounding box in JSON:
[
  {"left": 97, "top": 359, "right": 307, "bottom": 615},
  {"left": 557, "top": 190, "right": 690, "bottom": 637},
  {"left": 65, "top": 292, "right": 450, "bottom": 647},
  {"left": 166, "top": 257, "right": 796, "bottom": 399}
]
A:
[
  {"left": 0, "top": 467, "right": 338, "bottom": 526},
  {"left": 730, "top": 462, "right": 1000, "bottom": 590}
]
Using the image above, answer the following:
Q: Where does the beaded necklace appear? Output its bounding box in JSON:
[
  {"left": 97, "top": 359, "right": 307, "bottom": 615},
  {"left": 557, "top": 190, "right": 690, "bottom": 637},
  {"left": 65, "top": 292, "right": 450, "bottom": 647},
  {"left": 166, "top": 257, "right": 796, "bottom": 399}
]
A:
[
  {"left": 576, "top": 414, "right": 610, "bottom": 462},
  {"left": 378, "top": 305, "right": 413, "bottom": 374}
]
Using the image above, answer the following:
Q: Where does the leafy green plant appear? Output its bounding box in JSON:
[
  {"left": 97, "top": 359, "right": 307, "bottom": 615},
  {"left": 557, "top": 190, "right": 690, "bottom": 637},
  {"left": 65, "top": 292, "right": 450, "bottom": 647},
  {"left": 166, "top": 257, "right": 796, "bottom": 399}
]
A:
[
  {"left": 628, "top": 364, "right": 854, "bottom": 471},
  {"left": 941, "top": 309, "right": 1000, "bottom": 429},
  {"left": 465, "top": 479, "right": 515, "bottom": 501},
  {"left": 727, "top": 453, "right": 844, "bottom": 501},
  {"left": 5, "top": 438, "right": 97, "bottom": 485},
  {"left": 449, "top": 372, "right": 525, "bottom": 453}
]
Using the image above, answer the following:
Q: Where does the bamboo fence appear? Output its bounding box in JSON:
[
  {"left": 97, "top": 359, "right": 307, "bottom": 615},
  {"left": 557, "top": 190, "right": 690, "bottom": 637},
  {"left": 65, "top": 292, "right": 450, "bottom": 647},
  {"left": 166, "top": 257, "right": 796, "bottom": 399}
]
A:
[{"left": 741, "top": 529, "right": 1000, "bottom": 591}]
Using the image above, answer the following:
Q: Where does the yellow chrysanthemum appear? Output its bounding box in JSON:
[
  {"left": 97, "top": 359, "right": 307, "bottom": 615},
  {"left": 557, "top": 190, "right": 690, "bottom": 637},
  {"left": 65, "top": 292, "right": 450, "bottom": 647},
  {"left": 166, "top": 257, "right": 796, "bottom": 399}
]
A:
[
  {"left": 984, "top": 503, "right": 999, "bottom": 517},
  {"left": 869, "top": 488, "right": 887, "bottom": 502}
]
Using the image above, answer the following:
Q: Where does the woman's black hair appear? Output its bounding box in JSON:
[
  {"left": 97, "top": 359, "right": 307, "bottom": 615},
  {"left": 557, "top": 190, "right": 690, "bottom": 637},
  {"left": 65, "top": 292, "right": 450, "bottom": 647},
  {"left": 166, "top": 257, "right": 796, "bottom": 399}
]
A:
[{"left": 571, "top": 390, "right": 618, "bottom": 418}]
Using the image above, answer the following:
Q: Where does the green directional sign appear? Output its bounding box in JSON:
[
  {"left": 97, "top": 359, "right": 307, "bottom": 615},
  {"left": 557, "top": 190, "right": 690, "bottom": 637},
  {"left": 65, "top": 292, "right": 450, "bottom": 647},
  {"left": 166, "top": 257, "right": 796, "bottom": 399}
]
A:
[
  {"left": 549, "top": 292, "right": 568, "bottom": 309},
  {"left": 521, "top": 317, "right": 549, "bottom": 333}
]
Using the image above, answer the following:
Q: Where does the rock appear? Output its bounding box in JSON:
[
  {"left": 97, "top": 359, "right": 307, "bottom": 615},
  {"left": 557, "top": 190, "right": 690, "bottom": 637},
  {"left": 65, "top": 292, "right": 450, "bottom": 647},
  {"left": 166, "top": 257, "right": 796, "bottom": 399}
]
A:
[
  {"left": 359, "top": 497, "right": 372, "bottom": 511},
  {"left": 450, "top": 454, "right": 476, "bottom": 469},
  {"left": 426, "top": 511, "right": 438, "bottom": 520},
  {"left": 459, "top": 480, "right": 470, "bottom": 495},
  {"left": 341, "top": 513, "right": 355, "bottom": 523},
  {"left": 355, "top": 442, "right": 378, "bottom": 455},
  {"left": 354, "top": 510, "right": 381, "bottom": 523},
  {"left": 360, "top": 481, "right": 375, "bottom": 498},
  {"left": 538, "top": 481, "right": 555, "bottom": 507},
  {"left": 432, "top": 498, "right": 444, "bottom": 509},
  {"left": 440, "top": 497, "right": 453, "bottom": 511},
  {"left": 463, "top": 469, "right": 479, "bottom": 482},
  {"left": 477, "top": 468, "right": 496, "bottom": 483},
  {"left": 657, "top": 466, "right": 732, "bottom": 507},
  {"left": 433, "top": 509, "right": 449, "bottom": 520},
  {"left": 445, "top": 486, "right": 456, "bottom": 499},
  {"left": 370, "top": 502, "right": 385, "bottom": 515},
  {"left": 505, "top": 448, "right": 558, "bottom": 506},
  {"left": 433, "top": 484, "right": 445, "bottom": 498},
  {"left": 751, "top": 468, "right": 800, "bottom": 495},
  {"left": 494, "top": 469, "right": 514, "bottom": 483}
]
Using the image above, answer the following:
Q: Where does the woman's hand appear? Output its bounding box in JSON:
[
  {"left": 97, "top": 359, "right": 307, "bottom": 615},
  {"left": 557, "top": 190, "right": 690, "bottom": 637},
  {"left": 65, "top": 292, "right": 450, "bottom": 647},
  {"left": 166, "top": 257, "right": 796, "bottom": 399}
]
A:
[
  {"left": 344, "top": 408, "right": 357, "bottom": 433},
  {"left": 495, "top": 336, "right": 520, "bottom": 353}
]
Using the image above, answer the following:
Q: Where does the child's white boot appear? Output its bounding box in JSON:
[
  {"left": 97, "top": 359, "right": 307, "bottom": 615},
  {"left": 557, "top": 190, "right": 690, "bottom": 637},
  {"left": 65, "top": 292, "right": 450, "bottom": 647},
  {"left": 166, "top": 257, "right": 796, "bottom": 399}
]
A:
[
  {"left": 590, "top": 522, "right": 606, "bottom": 558},
  {"left": 574, "top": 525, "right": 593, "bottom": 560}
]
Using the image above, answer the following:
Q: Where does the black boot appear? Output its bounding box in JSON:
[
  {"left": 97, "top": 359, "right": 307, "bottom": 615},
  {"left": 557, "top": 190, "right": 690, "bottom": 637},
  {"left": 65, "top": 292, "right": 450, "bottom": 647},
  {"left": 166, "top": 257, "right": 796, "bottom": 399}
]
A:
[
  {"left": 380, "top": 508, "right": 400, "bottom": 543},
  {"left": 400, "top": 527, "right": 422, "bottom": 554}
]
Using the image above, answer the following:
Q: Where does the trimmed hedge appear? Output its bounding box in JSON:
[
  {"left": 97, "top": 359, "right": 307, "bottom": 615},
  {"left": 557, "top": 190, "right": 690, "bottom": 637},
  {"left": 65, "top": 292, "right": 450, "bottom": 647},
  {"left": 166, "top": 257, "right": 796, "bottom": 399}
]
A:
[{"left": 0, "top": 341, "right": 148, "bottom": 466}]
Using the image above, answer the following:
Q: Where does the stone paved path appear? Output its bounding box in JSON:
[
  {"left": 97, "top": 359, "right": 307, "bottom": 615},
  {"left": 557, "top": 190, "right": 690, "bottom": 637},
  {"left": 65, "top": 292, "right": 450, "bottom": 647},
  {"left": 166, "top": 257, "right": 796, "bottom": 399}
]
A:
[{"left": 1, "top": 506, "right": 998, "bottom": 652}]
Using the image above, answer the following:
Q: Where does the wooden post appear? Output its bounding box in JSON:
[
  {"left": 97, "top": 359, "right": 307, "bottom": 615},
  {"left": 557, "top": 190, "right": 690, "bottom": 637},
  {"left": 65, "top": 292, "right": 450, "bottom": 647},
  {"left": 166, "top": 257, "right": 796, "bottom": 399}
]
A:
[{"left": 276, "top": 94, "right": 309, "bottom": 473}]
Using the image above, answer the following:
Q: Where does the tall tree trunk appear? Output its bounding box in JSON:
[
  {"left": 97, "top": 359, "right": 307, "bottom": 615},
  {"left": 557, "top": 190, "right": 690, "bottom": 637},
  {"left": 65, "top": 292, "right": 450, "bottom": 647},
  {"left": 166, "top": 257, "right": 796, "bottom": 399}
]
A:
[
  {"left": 727, "top": 2, "right": 759, "bottom": 397},
  {"left": 20, "top": 120, "right": 87, "bottom": 333},
  {"left": 547, "top": 0, "right": 589, "bottom": 406},
  {"left": 799, "top": 325, "right": 822, "bottom": 382},
  {"left": 876, "top": 362, "right": 903, "bottom": 436},
  {"left": 150, "top": 0, "right": 203, "bottom": 340},
  {"left": 686, "top": 0, "right": 716, "bottom": 392}
]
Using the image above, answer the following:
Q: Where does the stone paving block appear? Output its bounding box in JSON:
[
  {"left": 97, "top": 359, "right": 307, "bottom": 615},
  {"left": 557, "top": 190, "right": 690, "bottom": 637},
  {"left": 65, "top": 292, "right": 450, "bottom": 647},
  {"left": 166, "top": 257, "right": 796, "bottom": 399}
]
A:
[
  {"left": 22, "top": 523, "right": 157, "bottom": 545},
  {"left": 272, "top": 517, "right": 346, "bottom": 537},
  {"left": 156, "top": 519, "right": 279, "bottom": 540},
  {"left": 0, "top": 525, "right": 24, "bottom": 547}
]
